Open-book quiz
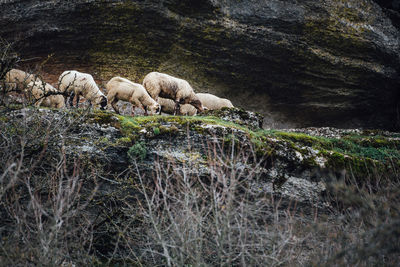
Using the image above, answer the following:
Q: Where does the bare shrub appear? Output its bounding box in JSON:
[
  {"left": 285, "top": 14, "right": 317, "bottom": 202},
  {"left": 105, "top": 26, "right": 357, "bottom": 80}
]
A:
[
  {"left": 111, "top": 138, "right": 309, "bottom": 266},
  {"left": 0, "top": 108, "right": 99, "bottom": 266},
  {"left": 103, "top": 136, "right": 400, "bottom": 266}
]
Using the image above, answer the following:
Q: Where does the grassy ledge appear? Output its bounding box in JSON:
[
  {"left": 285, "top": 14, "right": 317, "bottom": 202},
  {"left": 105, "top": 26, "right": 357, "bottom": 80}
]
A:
[{"left": 82, "top": 108, "right": 400, "bottom": 181}]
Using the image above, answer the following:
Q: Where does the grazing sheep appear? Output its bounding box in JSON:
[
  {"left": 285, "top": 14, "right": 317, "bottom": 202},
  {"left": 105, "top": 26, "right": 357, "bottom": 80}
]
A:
[
  {"left": 58, "top": 70, "right": 107, "bottom": 110},
  {"left": 196, "top": 93, "right": 234, "bottom": 110},
  {"left": 142, "top": 72, "right": 204, "bottom": 115},
  {"left": 158, "top": 97, "right": 197, "bottom": 116},
  {"left": 106, "top": 76, "right": 161, "bottom": 115},
  {"left": 5, "top": 69, "right": 37, "bottom": 91},
  {"left": 27, "top": 80, "right": 65, "bottom": 108}
]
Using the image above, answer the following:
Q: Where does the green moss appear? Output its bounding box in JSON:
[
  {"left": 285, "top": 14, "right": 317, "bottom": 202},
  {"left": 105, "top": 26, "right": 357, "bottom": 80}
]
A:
[
  {"left": 250, "top": 129, "right": 400, "bottom": 181},
  {"left": 324, "top": 151, "right": 347, "bottom": 169},
  {"left": 98, "top": 136, "right": 109, "bottom": 144},
  {"left": 263, "top": 131, "right": 400, "bottom": 163},
  {"left": 116, "top": 137, "right": 132, "bottom": 146},
  {"left": 323, "top": 149, "right": 386, "bottom": 180},
  {"left": 0, "top": 115, "right": 9, "bottom": 123},
  {"left": 274, "top": 131, "right": 325, "bottom": 147},
  {"left": 153, "top": 127, "right": 160, "bottom": 135},
  {"left": 88, "top": 110, "right": 119, "bottom": 126},
  {"left": 326, "top": 135, "right": 400, "bottom": 161},
  {"left": 110, "top": 111, "right": 400, "bottom": 181},
  {"left": 223, "top": 133, "right": 241, "bottom": 150},
  {"left": 118, "top": 115, "right": 143, "bottom": 135},
  {"left": 127, "top": 141, "right": 147, "bottom": 162},
  {"left": 118, "top": 114, "right": 251, "bottom": 134},
  {"left": 159, "top": 125, "right": 179, "bottom": 135},
  {"left": 252, "top": 138, "right": 275, "bottom": 158}
]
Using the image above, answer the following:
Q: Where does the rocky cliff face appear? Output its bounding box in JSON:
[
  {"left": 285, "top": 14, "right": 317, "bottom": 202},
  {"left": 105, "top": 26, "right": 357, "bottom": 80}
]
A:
[
  {"left": 2, "top": 107, "right": 396, "bottom": 209},
  {"left": 1, "top": 0, "right": 399, "bottom": 129},
  {"left": 1, "top": 107, "right": 399, "bottom": 264}
]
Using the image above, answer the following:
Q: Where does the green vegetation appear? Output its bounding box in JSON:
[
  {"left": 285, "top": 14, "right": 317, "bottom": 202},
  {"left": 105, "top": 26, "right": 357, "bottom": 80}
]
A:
[
  {"left": 72, "top": 109, "right": 400, "bottom": 182},
  {"left": 5, "top": 105, "right": 397, "bottom": 183},
  {"left": 116, "top": 114, "right": 253, "bottom": 138},
  {"left": 272, "top": 131, "right": 400, "bottom": 161},
  {"left": 113, "top": 111, "right": 400, "bottom": 162},
  {"left": 153, "top": 127, "right": 160, "bottom": 135},
  {"left": 127, "top": 141, "right": 147, "bottom": 161},
  {"left": 116, "top": 137, "right": 132, "bottom": 146},
  {"left": 89, "top": 110, "right": 119, "bottom": 125}
]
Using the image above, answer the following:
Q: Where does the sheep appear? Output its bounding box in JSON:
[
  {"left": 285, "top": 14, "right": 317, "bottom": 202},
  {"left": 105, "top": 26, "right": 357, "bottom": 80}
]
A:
[
  {"left": 142, "top": 72, "right": 204, "bottom": 115},
  {"left": 158, "top": 97, "right": 197, "bottom": 116},
  {"left": 106, "top": 76, "right": 161, "bottom": 115},
  {"left": 5, "top": 69, "right": 37, "bottom": 91},
  {"left": 196, "top": 93, "right": 234, "bottom": 110},
  {"left": 158, "top": 93, "right": 232, "bottom": 115},
  {"left": 26, "top": 80, "right": 65, "bottom": 108},
  {"left": 58, "top": 70, "right": 107, "bottom": 110}
]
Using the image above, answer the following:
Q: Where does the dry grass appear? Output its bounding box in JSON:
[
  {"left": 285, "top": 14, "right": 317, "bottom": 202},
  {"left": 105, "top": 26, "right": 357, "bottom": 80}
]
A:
[{"left": 0, "top": 106, "right": 100, "bottom": 266}]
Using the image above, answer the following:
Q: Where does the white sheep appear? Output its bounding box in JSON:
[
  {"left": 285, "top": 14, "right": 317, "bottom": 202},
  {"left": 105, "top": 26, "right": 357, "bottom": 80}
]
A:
[
  {"left": 196, "top": 93, "right": 234, "bottom": 110},
  {"left": 58, "top": 70, "right": 107, "bottom": 110},
  {"left": 142, "top": 72, "right": 204, "bottom": 115},
  {"left": 26, "top": 80, "right": 65, "bottom": 108},
  {"left": 106, "top": 76, "right": 161, "bottom": 115},
  {"left": 157, "top": 97, "right": 197, "bottom": 116},
  {"left": 5, "top": 69, "right": 37, "bottom": 91}
]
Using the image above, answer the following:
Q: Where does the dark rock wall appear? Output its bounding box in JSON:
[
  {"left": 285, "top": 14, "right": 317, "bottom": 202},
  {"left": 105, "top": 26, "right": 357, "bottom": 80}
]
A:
[{"left": 1, "top": 0, "right": 399, "bottom": 129}]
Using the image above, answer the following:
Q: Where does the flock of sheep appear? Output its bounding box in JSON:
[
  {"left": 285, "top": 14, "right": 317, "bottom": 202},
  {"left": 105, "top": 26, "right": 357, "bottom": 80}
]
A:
[{"left": 4, "top": 69, "right": 234, "bottom": 116}]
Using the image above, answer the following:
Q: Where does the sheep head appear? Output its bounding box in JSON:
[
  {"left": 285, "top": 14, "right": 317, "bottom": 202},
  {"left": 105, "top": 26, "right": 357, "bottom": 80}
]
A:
[
  {"left": 190, "top": 97, "right": 204, "bottom": 113},
  {"left": 96, "top": 95, "right": 107, "bottom": 110},
  {"left": 147, "top": 102, "right": 161, "bottom": 115}
]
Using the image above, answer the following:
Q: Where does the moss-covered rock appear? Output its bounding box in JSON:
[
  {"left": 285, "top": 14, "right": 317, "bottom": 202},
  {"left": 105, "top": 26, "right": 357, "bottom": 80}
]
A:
[{"left": 1, "top": 106, "right": 400, "bottom": 264}]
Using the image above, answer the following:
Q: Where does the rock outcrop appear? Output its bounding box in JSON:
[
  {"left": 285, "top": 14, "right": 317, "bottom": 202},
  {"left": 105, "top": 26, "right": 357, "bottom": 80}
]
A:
[
  {"left": 1, "top": 0, "right": 399, "bottom": 127},
  {"left": 1, "top": 106, "right": 399, "bottom": 264},
  {"left": 2, "top": 107, "right": 397, "bottom": 208}
]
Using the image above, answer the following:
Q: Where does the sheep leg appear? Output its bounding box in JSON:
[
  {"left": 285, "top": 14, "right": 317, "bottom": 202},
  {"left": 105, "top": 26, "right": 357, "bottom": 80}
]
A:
[
  {"left": 69, "top": 92, "right": 75, "bottom": 108},
  {"left": 35, "top": 98, "right": 43, "bottom": 108},
  {"left": 75, "top": 94, "right": 80, "bottom": 108},
  {"left": 111, "top": 100, "right": 120, "bottom": 114},
  {"left": 174, "top": 100, "right": 181, "bottom": 116},
  {"left": 130, "top": 105, "right": 139, "bottom": 117},
  {"left": 142, "top": 104, "right": 148, "bottom": 116},
  {"left": 131, "top": 98, "right": 145, "bottom": 116}
]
